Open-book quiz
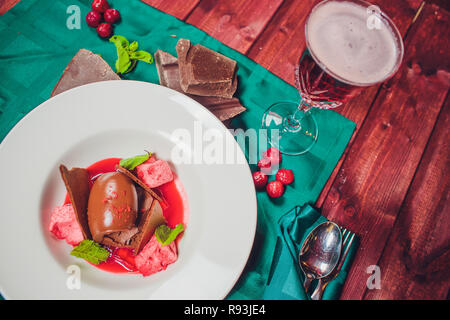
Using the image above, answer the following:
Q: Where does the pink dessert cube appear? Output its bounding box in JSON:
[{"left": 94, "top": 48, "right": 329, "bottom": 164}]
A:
[
  {"left": 136, "top": 159, "right": 174, "bottom": 188},
  {"left": 135, "top": 235, "right": 178, "bottom": 277},
  {"left": 49, "top": 204, "right": 84, "bottom": 246}
]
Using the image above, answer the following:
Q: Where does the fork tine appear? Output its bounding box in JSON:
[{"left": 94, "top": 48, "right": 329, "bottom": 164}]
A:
[
  {"left": 342, "top": 230, "right": 352, "bottom": 245},
  {"left": 341, "top": 228, "right": 349, "bottom": 239},
  {"left": 339, "top": 233, "right": 356, "bottom": 266}
]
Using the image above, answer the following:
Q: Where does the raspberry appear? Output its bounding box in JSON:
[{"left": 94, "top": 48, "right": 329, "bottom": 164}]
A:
[
  {"left": 96, "top": 22, "right": 113, "bottom": 38},
  {"left": 86, "top": 10, "right": 102, "bottom": 28},
  {"left": 266, "top": 180, "right": 285, "bottom": 198},
  {"left": 91, "top": 0, "right": 110, "bottom": 13},
  {"left": 104, "top": 8, "right": 121, "bottom": 24},
  {"left": 276, "top": 169, "right": 294, "bottom": 185},
  {"left": 252, "top": 171, "right": 268, "bottom": 190},
  {"left": 263, "top": 147, "right": 281, "bottom": 166}
]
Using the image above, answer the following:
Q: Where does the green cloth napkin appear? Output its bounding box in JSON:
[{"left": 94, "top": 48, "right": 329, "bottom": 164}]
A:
[
  {"left": 0, "top": 0, "right": 356, "bottom": 299},
  {"left": 263, "top": 204, "right": 359, "bottom": 300}
]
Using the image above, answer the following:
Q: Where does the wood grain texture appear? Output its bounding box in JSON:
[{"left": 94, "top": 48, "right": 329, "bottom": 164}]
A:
[
  {"left": 186, "top": 0, "right": 284, "bottom": 53},
  {"left": 313, "top": 0, "right": 425, "bottom": 209},
  {"left": 247, "top": 0, "right": 316, "bottom": 85},
  {"left": 320, "top": 3, "right": 450, "bottom": 300},
  {"left": 141, "top": 0, "right": 200, "bottom": 21},
  {"left": 427, "top": 0, "right": 450, "bottom": 12},
  {"left": 364, "top": 95, "right": 450, "bottom": 300}
]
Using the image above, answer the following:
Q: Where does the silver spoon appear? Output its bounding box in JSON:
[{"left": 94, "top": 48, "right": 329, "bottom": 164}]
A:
[{"left": 298, "top": 221, "right": 342, "bottom": 294}]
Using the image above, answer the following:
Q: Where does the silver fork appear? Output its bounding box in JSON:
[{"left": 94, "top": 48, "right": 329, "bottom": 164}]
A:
[{"left": 310, "top": 228, "right": 356, "bottom": 300}]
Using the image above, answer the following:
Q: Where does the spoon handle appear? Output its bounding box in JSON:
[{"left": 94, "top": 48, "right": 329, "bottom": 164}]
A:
[
  {"left": 311, "top": 233, "right": 356, "bottom": 300},
  {"left": 311, "top": 279, "right": 327, "bottom": 300}
]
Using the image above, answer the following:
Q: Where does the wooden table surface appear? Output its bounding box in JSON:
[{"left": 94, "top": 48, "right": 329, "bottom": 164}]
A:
[{"left": 1, "top": 0, "right": 449, "bottom": 300}]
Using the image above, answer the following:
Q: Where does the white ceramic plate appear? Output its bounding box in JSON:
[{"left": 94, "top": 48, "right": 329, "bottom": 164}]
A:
[{"left": 0, "top": 81, "right": 256, "bottom": 299}]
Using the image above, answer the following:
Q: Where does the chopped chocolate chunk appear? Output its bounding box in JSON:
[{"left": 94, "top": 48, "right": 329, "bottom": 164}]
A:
[
  {"left": 137, "top": 185, "right": 154, "bottom": 214},
  {"left": 51, "top": 49, "right": 120, "bottom": 97},
  {"left": 59, "top": 165, "right": 91, "bottom": 240},
  {"left": 132, "top": 199, "right": 166, "bottom": 255},
  {"left": 176, "top": 39, "right": 238, "bottom": 98},
  {"left": 155, "top": 50, "right": 246, "bottom": 121},
  {"left": 155, "top": 49, "right": 182, "bottom": 92},
  {"left": 194, "top": 95, "right": 247, "bottom": 122}
]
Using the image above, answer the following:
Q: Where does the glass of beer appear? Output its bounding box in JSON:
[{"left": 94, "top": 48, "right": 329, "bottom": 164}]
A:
[{"left": 262, "top": 0, "right": 404, "bottom": 155}]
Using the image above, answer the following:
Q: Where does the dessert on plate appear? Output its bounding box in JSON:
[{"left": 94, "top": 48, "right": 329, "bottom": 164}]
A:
[{"left": 49, "top": 152, "right": 187, "bottom": 276}]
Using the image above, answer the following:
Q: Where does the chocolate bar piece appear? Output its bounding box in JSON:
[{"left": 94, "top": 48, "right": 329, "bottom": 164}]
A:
[
  {"left": 155, "top": 49, "right": 183, "bottom": 92},
  {"left": 115, "top": 165, "right": 164, "bottom": 203},
  {"left": 176, "top": 39, "right": 238, "bottom": 98},
  {"left": 155, "top": 50, "right": 245, "bottom": 121},
  {"left": 194, "top": 96, "right": 247, "bottom": 122},
  {"left": 132, "top": 196, "right": 166, "bottom": 255},
  {"left": 51, "top": 49, "right": 120, "bottom": 97},
  {"left": 59, "top": 165, "right": 92, "bottom": 240}
]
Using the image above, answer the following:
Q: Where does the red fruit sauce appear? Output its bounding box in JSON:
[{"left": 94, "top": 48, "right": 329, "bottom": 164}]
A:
[{"left": 64, "top": 158, "right": 188, "bottom": 274}]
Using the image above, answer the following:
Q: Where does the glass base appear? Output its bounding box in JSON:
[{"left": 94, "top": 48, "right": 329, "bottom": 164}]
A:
[{"left": 262, "top": 101, "right": 318, "bottom": 155}]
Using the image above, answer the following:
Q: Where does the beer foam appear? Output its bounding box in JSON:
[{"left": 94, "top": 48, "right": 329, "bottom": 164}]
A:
[{"left": 306, "top": 1, "right": 400, "bottom": 85}]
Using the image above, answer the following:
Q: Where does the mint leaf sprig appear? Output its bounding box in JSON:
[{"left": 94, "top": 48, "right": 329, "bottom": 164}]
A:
[
  {"left": 70, "top": 240, "right": 110, "bottom": 265},
  {"left": 155, "top": 224, "right": 185, "bottom": 246},
  {"left": 119, "top": 151, "right": 151, "bottom": 170},
  {"left": 109, "top": 35, "right": 153, "bottom": 75}
]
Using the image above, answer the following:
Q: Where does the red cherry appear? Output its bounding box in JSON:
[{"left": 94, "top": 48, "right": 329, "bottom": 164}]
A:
[
  {"left": 257, "top": 158, "right": 271, "bottom": 169},
  {"left": 266, "top": 181, "right": 285, "bottom": 198},
  {"left": 96, "top": 23, "right": 113, "bottom": 38},
  {"left": 104, "top": 8, "right": 121, "bottom": 24},
  {"left": 91, "top": 0, "right": 110, "bottom": 13},
  {"left": 252, "top": 171, "right": 268, "bottom": 190},
  {"left": 86, "top": 10, "right": 102, "bottom": 28},
  {"left": 263, "top": 147, "right": 281, "bottom": 166},
  {"left": 257, "top": 158, "right": 273, "bottom": 175},
  {"left": 276, "top": 169, "right": 294, "bottom": 185}
]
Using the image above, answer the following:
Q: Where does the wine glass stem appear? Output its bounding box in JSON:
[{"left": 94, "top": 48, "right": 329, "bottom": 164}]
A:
[{"left": 284, "top": 99, "right": 311, "bottom": 133}]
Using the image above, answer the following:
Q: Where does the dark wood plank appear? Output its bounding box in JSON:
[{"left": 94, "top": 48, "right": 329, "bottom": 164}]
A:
[
  {"left": 313, "top": 0, "right": 424, "bottom": 208},
  {"left": 186, "top": 0, "right": 284, "bottom": 53},
  {"left": 141, "top": 0, "right": 200, "bottom": 21},
  {"left": 427, "top": 0, "right": 450, "bottom": 12},
  {"left": 319, "top": 3, "right": 450, "bottom": 300},
  {"left": 364, "top": 95, "right": 450, "bottom": 300},
  {"left": 247, "top": 0, "right": 316, "bottom": 84}
]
